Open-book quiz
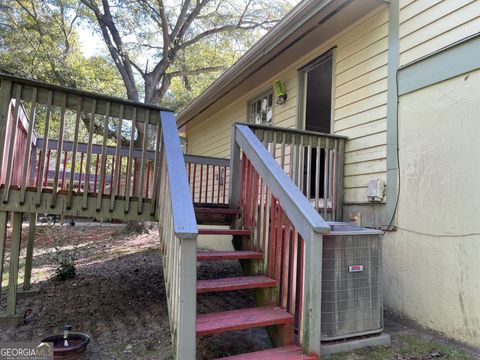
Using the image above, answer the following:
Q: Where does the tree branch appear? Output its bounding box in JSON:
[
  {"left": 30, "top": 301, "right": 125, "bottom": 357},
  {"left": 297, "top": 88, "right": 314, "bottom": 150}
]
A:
[{"left": 168, "top": 66, "right": 224, "bottom": 77}]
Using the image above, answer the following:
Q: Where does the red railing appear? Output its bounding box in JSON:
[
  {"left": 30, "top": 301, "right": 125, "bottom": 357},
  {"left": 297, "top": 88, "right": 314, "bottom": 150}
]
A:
[
  {"left": 31, "top": 142, "right": 155, "bottom": 199},
  {"left": 231, "top": 124, "right": 329, "bottom": 356},
  {"left": 240, "top": 152, "right": 305, "bottom": 334},
  {"left": 185, "top": 154, "right": 229, "bottom": 206}
]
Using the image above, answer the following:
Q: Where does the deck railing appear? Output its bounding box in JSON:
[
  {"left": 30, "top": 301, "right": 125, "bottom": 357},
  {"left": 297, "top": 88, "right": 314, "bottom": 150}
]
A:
[
  {"left": 0, "top": 73, "right": 168, "bottom": 216},
  {"left": 244, "top": 123, "right": 346, "bottom": 221},
  {"left": 158, "top": 112, "right": 198, "bottom": 359},
  {"left": 230, "top": 124, "right": 330, "bottom": 357},
  {"left": 184, "top": 154, "right": 229, "bottom": 206}
]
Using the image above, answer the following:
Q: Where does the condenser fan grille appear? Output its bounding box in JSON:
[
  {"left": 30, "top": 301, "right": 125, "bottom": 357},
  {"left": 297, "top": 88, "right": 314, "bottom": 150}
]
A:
[{"left": 321, "top": 232, "right": 383, "bottom": 340}]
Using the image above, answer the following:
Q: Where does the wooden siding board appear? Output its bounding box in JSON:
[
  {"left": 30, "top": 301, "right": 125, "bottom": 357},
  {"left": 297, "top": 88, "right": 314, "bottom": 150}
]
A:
[
  {"left": 335, "top": 11, "right": 388, "bottom": 58},
  {"left": 345, "top": 132, "right": 386, "bottom": 153},
  {"left": 344, "top": 145, "right": 387, "bottom": 165},
  {"left": 335, "top": 78, "right": 388, "bottom": 109},
  {"left": 336, "top": 51, "right": 388, "bottom": 87},
  {"left": 400, "top": 0, "right": 474, "bottom": 37},
  {"left": 335, "top": 118, "right": 387, "bottom": 140},
  {"left": 344, "top": 172, "right": 386, "bottom": 189},
  {"left": 400, "top": 17, "right": 480, "bottom": 65},
  {"left": 400, "top": 1, "right": 480, "bottom": 51},
  {"left": 336, "top": 36, "right": 388, "bottom": 74},
  {"left": 400, "top": 0, "right": 447, "bottom": 24},
  {"left": 335, "top": 66, "right": 388, "bottom": 99},
  {"left": 334, "top": 92, "right": 387, "bottom": 121}
]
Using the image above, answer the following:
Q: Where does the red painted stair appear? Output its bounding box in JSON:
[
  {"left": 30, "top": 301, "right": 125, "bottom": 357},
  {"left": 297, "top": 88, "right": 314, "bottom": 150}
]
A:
[
  {"left": 198, "top": 228, "right": 252, "bottom": 236},
  {"left": 195, "top": 207, "right": 241, "bottom": 215},
  {"left": 197, "top": 250, "right": 263, "bottom": 261},
  {"left": 197, "top": 275, "right": 277, "bottom": 294},
  {"left": 196, "top": 306, "right": 293, "bottom": 336},
  {"left": 213, "top": 345, "right": 317, "bottom": 360}
]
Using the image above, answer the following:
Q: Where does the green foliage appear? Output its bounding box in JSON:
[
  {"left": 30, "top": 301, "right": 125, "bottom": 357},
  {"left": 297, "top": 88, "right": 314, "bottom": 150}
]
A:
[
  {"left": 44, "top": 225, "right": 78, "bottom": 281},
  {"left": 0, "top": 0, "right": 124, "bottom": 95},
  {"left": 273, "top": 80, "right": 286, "bottom": 97}
]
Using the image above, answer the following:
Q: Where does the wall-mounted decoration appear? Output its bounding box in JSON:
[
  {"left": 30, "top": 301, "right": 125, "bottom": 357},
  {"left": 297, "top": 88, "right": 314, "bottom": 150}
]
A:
[{"left": 273, "top": 80, "right": 288, "bottom": 105}]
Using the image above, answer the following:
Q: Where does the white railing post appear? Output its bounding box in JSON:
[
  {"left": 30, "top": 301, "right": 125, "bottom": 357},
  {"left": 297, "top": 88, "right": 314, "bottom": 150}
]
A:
[
  {"left": 300, "top": 229, "right": 323, "bottom": 356},
  {"left": 229, "top": 125, "right": 242, "bottom": 208},
  {"left": 159, "top": 110, "right": 197, "bottom": 360}
]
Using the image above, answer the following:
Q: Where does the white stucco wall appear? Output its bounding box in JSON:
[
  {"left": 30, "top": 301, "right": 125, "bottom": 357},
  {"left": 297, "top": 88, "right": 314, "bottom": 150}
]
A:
[{"left": 383, "top": 69, "right": 480, "bottom": 347}]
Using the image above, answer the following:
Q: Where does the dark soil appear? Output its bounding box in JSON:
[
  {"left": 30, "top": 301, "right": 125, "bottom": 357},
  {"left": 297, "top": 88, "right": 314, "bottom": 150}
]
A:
[{"left": 0, "top": 224, "right": 478, "bottom": 359}]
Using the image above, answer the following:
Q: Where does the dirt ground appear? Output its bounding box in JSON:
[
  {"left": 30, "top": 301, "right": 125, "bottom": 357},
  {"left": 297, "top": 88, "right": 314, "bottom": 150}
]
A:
[{"left": 0, "top": 224, "right": 478, "bottom": 360}]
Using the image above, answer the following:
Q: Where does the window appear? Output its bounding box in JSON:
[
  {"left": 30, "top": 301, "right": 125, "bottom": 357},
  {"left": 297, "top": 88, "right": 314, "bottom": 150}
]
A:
[{"left": 248, "top": 92, "right": 273, "bottom": 125}]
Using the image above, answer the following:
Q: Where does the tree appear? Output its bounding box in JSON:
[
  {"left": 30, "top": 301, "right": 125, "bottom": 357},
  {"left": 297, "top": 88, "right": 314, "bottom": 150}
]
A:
[{"left": 79, "top": 0, "right": 293, "bottom": 107}]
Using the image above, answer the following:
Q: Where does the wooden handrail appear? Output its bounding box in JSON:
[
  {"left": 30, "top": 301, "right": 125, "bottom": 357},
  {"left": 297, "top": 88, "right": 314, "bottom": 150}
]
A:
[
  {"left": 240, "top": 122, "right": 348, "bottom": 140},
  {"left": 158, "top": 110, "right": 197, "bottom": 359},
  {"left": 161, "top": 111, "right": 198, "bottom": 239},
  {"left": 230, "top": 124, "right": 327, "bottom": 356},
  {"left": 244, "top": 122, "right": 346, "bottom": 221},
  {"left": 232, "top": 124, "right": 330, "bottom": 237}
]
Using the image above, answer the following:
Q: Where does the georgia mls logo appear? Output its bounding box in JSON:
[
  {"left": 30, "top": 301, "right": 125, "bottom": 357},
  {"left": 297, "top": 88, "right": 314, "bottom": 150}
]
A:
[
  {"left": 348, "top": 265, "right": 364, "bottom": 273},
  {"left": 0, "top": 341, "right": 53, "bottom": 359}
]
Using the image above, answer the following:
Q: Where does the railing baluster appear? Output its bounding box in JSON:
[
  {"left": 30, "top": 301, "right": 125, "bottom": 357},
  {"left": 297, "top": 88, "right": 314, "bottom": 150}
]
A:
[
  {"left": 125, "top": 107, "right": 137, "bottom": 213},
  {"left": 82, "top": 98, "right": 97, "bottom": 209},
  {"left": 67, "top": 97, "right": 82, "bottom": 208},
  {"left": 61, "top": 151, "right": 67, "bottom": 190},
  {"left": 36, "top": 91, "right": 53, "bottom": 206},
  {"left": 96, "top": 102, "right": 111, "bottom": 211},
  {"left": 205, "top": 164, "right": 209, "bottom": 203},
  {"left": 150, "top": 119, "right": 162, "bottom": 215},
  {"left": 211, "top": 165, "right": 216, "bottom": 204},
  {"left": 222, "top": 166, "right": 227, "bottom": 204},
  {"left": 3, "top": 84, "right": 22, "bottom": 203},
  {"left": 77, "top": 153, "right": 84, "bottom": 193},
  {"left": 306, "top": 140, "right": 312, "bottom": 200},
  {"left": 137, "top": 110, "right": 149, "bottom": 214},
  {"left": 110, "top": 104, "right": 124, "bottom": 211},
  {"left": 314, "top": 138, "right": 321, "bottom": 211},
  {"left": 43, "top": 149, "right": 51, "bottom": 188},
  {"left": 324, "top": 139, "right": 329, "bottom": 219},
  {"left": 192, "top": 164, "right": 196, "bottom": 203},
  {"left": 20, "top": 87, "right": 37, "bottom": 204},
  {"left": 51, "top": 93, "right": 67, "bottom": 208},
  {"left": 93, "top": 154, "right": 99, "bottom": 193},
  {"left": 0, "top": 79, "right": 13, "bottom": 184}
]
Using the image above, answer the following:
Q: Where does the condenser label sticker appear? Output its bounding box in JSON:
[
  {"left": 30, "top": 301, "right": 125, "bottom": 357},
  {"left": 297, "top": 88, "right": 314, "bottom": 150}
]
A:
[{"left": 348, "top": 265, "right": 364, "bottom": 273}]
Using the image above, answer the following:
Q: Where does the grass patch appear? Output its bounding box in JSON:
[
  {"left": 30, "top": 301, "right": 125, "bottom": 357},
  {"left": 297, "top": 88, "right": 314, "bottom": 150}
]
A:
[{"left": 325, "top": 336, "right": 474, "bottom": 360}]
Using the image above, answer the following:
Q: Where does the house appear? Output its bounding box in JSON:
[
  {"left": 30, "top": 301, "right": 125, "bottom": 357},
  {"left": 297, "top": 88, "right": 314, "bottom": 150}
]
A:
[
  {"left": 178, "top": 0, "right": 480, "bottom": 350},
  {"left": 1, "top": 0, "right": 479, "bottom": 358}
]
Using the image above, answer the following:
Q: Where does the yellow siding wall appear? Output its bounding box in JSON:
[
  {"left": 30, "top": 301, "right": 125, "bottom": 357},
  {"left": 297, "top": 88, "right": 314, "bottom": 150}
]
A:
[
  {"left": 399, "top": 0, "right": 480, "bottom": 66},
  {"left": 187, "top": 8, "right": 389, "bottom": 205},
  {"left": 187, "top": 1, "right": 480, "bottom": 204}
]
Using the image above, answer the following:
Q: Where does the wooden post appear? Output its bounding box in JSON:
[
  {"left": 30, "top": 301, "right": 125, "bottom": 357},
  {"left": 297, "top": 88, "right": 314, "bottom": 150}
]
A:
[
  {"left": 0, "top": 211, "right": 8, "bottom": 296},
  {"left": 176, "top": 238, "right": 197, "bottom": 359},
  {"left": 229, "top": 125, "right": 242, "bottom": 209},
  {"left": 23, "top": 213, "right": 36, "bottom": 291},
  {"left": 300, "top": 230, "right": 323, "bottom": 357},
  {"left": 6, "top": 212, "right": 22, "bottom": 316}
]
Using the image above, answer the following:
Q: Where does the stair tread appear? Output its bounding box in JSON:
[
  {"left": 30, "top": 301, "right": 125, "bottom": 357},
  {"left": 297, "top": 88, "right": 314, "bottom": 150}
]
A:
[
  {"left": 195, "top": 207, "right": 241, "bottom": 215},
  {"left": 197, "top": 306, "right": 293, "bottom": 336},
  {"left": 214, "top": 345, "right": 317, "bottom": 360},
  {"left": 197, "top": 250, "right": 263, "bottom": 261},
  {"left": 197, "top": 276, "right": 277, "bottom": 294},
  {"left": 198, "top": 228, "right": 252, "bottom": 236}
]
